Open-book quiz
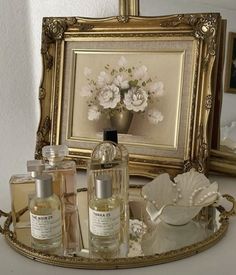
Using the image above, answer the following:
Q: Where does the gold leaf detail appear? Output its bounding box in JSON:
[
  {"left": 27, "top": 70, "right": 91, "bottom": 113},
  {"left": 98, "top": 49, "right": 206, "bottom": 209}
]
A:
[{"left": 35, "top": 116, "right": 51, "bottom": 159}]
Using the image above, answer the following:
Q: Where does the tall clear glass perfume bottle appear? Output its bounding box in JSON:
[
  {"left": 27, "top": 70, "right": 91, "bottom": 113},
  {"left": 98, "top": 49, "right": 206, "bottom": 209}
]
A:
[
  {"left": 89, "top": 174, "right": 120, "bottom": 258},
  {"left": 103, "top": 129, "right": 129, "bottom": 256},
  {"left": 42, "top": 145, "right": 81, "bottom": 256},
  {"left": 29, "top": 174, "right": 62, "bottom": 251},
  {"left": 87, "top": 129, "right": 129, "bottom": 257},
  {"left": 10, "top": 160, "right": 45, "bottom": 231}
]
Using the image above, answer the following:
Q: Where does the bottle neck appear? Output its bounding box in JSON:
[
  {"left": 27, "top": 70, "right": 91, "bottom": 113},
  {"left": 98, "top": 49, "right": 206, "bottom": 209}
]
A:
[
  {"left": 47, "top": 156, "right": 64, "bottom": 166},
  {"left": 30, "top": 171, "right": 42, "bottom": 178}
]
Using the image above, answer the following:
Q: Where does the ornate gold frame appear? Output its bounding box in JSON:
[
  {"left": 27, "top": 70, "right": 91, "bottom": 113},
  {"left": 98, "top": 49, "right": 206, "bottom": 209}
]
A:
[{"left": 35, "top": 13, "right": 221, "bottom": 177}]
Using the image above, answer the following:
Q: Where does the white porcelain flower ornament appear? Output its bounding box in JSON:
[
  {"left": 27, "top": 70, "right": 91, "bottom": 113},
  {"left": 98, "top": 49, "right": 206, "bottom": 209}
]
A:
[{"left": 142, "top": 170, "right": 219, "bottom": 225}]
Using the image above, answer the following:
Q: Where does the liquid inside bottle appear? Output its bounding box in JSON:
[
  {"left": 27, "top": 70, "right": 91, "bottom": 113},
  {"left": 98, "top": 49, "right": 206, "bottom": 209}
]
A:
[
  {"left": 89, "top": 174, "right": 121, "bottom": 258},
  {"left": 30, "top": 175, "right": 62, "bottom": 251},
  {"left": 10, "top": 160, "right": 45, "bottom": 231},
  {"left": 42, "top": 145, "right": 81, "bottom": 256}
]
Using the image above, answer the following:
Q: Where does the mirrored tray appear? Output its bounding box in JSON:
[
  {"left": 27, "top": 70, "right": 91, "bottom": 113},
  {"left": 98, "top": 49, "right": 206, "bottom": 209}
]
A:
[{"left": 0, "top": 186, "right": 235, "bottom": 269}]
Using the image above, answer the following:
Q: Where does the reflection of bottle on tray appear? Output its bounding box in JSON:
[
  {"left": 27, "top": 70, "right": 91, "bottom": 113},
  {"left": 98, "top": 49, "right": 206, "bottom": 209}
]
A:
[
  {"left": 42, "top": 145, "right": 81, "bottom": 256},
  {"left": 29, "top": 175, "right": 62, "bottom": 251},
  {"left": 87, "top": 128, "right": 129, "bottom": 257},
  {"left": 89, "top": 175, "right": 120, "bottom": 258},
  {"left": 10, "top": 160, "right": 45, "bottom": 230}
]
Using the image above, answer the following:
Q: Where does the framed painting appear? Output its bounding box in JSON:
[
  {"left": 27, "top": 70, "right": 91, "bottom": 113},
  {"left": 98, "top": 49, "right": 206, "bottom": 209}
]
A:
[
  {"left": 35, "top": 14, "right": 221, "bottom": 177},
  {"left": 225, "top": 32, "right": 236, "bottom": 93}
]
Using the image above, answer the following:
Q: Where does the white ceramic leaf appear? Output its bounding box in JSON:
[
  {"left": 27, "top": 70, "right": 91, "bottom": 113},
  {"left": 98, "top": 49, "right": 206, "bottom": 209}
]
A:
[
  {"left": 142, "top": 170, "right": 219, "bottom": 225},
  {"left": 142, "top": 173, "right": 178, "bottom": 209},
  {"left": 174, "top": 170, "right": 218, "bottom": 206}
]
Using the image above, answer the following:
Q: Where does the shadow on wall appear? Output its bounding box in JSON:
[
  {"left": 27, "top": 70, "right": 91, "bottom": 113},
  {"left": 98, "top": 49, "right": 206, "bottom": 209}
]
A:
[{"left": 0, "top": 0, "right": 36, "bottom": 189}]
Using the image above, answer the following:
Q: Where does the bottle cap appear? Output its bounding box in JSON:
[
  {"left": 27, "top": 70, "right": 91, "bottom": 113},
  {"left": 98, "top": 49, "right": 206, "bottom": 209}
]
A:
[
  {"left": 35, "top": 174, "right": 53, "bottom": 198},
  {"left": 95, "top": 174, "right": 112, "bottom": 199},
  {"left": 103, "top": 128, "right": 118, "bottom": 144},
  {"left": 42, "top": 145, "right": 69, "bottom": 159},
  {"left": 27, "top": 160, "right": 45, "bottom": 178}
]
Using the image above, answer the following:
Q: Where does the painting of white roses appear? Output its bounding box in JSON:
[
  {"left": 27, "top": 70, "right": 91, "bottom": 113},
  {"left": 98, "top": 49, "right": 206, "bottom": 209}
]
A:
[
  {"left": 57, "top": 31, "right": 198, "bottom": 164},
  {"left": 81, "top": 55, "right": 164, "bottom": 126},
  {"left": 67, "top": 48, "right": 186, "bottom": 154}
]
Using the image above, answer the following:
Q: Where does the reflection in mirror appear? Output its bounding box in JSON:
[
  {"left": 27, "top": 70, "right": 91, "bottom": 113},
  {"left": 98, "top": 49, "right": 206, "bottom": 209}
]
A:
[
  {"left": 139, "top": 0, "right": 236, "bottom": 173},
  {"left": 14, "top": 187, "right": 221, "bottom": 258}
]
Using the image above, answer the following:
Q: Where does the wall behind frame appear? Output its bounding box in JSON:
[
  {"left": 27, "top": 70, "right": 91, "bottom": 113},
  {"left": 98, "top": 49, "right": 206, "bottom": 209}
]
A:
[{"left": 0, "top": 0, "right": 117, "bottom": 206}]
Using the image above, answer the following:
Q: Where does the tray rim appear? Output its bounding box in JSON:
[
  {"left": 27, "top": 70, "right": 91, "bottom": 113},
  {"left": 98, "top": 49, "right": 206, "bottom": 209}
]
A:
[{"left": 1, "top": 189, "right": 232, "bottom": 270}]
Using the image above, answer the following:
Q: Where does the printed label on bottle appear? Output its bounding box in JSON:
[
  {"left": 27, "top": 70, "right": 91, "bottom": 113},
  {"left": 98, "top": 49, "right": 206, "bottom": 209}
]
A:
[
  {"left": 30, "top": 211, "right": 62, "bottom": 240},
  {"left": 89, "top": 207, "right": 120, "bottom": 236}
]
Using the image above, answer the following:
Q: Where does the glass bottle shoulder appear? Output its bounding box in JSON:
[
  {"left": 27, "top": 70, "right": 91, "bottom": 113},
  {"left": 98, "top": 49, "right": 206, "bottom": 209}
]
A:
[
  {"left": 9, "top": 173, "right": 34, "bottom": 184},
  {"left": 44, "top": 160, "right": 76, "bottom": 172},
  {"left": 30, "top": 194, "right": 61, "bottom": 214}
]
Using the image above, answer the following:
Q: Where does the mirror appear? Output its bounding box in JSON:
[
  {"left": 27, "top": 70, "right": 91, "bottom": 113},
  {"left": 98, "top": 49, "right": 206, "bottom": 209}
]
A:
[
  {"left": 137, "top": 0, "right": 236, "bottom": 175},
  {"left": 7, "top": 183, "right": 229, "bottom": 269}
]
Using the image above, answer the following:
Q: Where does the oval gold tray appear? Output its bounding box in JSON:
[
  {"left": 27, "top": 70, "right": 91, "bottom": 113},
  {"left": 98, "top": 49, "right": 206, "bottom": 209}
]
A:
[{"left": 0, "top": 187, "right": 235, "bottom": 269}]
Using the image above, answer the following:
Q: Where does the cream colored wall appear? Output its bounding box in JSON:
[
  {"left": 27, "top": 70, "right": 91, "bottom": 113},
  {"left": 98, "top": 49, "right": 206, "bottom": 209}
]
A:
[
  {"left": 0, "top": 0, "right": 117, "bottom": 204},
  {"left": 0, "top": 0, "right": 236, "bottom": 203}
]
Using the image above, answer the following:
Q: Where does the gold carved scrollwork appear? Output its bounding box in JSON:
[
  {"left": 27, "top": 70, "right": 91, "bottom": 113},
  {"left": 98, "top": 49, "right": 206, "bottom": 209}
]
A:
[
  {"left": 116, "top": 15, "right": 130, "bottom": 23},
  {"left": 38, "top": 88, "right": 46, "bottom": 100},
  {"left": 205, "top": 94, "right": 213, "bottom": 110},
  {"left": 197, "top": 124, "right": 208, "bottom": 173},
  {"left": 183, "top": 160, "right": 193, "bottom": 172},
  {"left": 35, "top": 116, "right": 51, "bottom": 159},
  {"left": 161, "top": 14, "right": 218, "bottom": 67},
  {"left": 77, "top": 23, "right": 94, "bottom": 32},
  {"left": 41, "top": 18, "right": 77, "bottom": 70},
  {"left": 41, "top": 18, "right": 93, "bottom": 70}
]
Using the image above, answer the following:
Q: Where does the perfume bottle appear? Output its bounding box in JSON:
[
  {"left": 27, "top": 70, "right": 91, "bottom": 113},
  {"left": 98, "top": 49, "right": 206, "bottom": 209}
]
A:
[
  {"left": 10, "top": 160, "right": 45, "bottom": 230},
  {"left": 103, "top": 128, "right": 129, "bottom": 256},
  {"left": 87, "top": 129, "right": 129, "bottom": 257},
  {"left": 103, "top": 128, "right": 129, "bottom": 164},
  {"left": 42, "top": 145, "right": 81, "bottom": 256},
  {"left": 29, "top": 174, "right": 62, "bottom": 251},
  {"left": 89, "top": 174, "right": 120, "bottom": 258}
]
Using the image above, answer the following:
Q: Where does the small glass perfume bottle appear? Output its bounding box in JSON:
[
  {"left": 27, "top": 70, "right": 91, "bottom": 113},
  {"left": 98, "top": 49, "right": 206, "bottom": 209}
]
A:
[
  {"left": 42, "top": 145, "right": 81, "bottom": 256},
  {"left": 10, "top": 160, "right": 45, "bottom": 230},
  {"left": 89, "top": 175, "right": 120, "bottom": 258},
  {"left": 30, "top": 174, "right": 62, "bottom": 251},
  {"left": 87, "top": 133, "right": 129, "bottom": 256}
]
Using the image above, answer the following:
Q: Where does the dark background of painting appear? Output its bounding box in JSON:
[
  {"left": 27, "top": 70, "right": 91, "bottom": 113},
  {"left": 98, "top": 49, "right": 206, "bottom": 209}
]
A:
[{"left": 230, "top": 37, "right": 236, "bottom": 88}]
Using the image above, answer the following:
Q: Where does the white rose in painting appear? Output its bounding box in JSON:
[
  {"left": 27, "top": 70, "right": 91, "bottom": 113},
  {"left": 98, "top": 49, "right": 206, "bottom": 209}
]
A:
[
  {"left": 81, "top": 85, "right": 92, "bottom": 97},
  {"left": 88, "top": 105, "right": 101, "bottom": 121},
  {"left": 149, "top": 81, "right": 164, "bottom": 97},
  {"left": 124, "top": 87, "right": 148, "bottom": 112},
  {"left": 84, "top": 67, "right": 92, "bottom": 77},
  {"left": 98, "top": 84, "right": 120, "bottom": 109},
  {"left": 148, "top": 109, "right": 164, "bottom": 124},
  {"left": 117, "top": 56, "right": 128, "bottom": 67},
  {"left": 113, "top": 75, "right": 129, "bottom": 90},
  {"left": 82, "top": 57, "right": 165, "bottom": 125},
  {"left": 97, "top": 71, "right": 111, "bottom": 87},
  {"left": 133, "top": 65, "right": 148, "bottom": 80}
]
